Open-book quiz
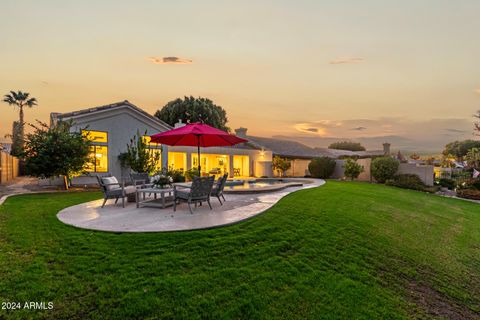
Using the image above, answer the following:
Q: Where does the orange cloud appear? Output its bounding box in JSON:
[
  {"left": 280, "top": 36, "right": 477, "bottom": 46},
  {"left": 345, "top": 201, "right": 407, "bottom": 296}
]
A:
[
  {"left": 329, "top": 56, "right": 364, "bottom": 64},
  {"left": 148, "top": 56, "right": 193, "bottom": 64},
  {"left": 475, "top": 87, "right": 480, "bottom": 95}
]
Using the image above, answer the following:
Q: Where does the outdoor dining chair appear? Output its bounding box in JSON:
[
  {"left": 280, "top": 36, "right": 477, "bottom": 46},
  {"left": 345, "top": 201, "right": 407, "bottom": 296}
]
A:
[
  {"left": 173, "top": 176, "right": 215, "bottom": 214},
  {"left": 211, "top": 173, "right": 228, "bottom": 205}
]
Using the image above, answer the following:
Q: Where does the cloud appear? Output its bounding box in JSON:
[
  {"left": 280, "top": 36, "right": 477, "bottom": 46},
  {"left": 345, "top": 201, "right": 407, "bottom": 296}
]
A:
[
  {"left": 148, "top": 56, "right": 193, "bottom": 64},
  {"left": 475, "top": 87, "right": 480, "bottom": 95},
  {"left": 351, "top": 126, "right": 367, "bottom": 131},
  {"left": 290, "top": 117, "right": 474, "bottom": 152},
  {"left": 329, "top": 56, "right": 364, "bottom": 64},
  {"left": 293, "top": 118, "right": 472, "bottom": 140}
]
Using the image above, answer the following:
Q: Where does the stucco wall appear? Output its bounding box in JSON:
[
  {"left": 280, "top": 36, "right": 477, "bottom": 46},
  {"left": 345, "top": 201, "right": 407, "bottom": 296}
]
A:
[
  {"left": 68, "top": 110, "right": 168, "bottom": 180},
  {"left": 285, "top": 159, "right": 311, "bottom": 177},
  {"left": 397, "top": 163, "right": 434, "bottom": 186},
  {"left": 332, "top": 159, "right": 434, "bottom": 186}
]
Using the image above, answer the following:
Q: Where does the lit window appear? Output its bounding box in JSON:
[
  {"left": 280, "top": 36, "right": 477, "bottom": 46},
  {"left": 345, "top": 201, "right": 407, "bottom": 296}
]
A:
[
  {"left": 82, "top": 130, "right": 108, "bottom": 143},
  {"left": 85, "top": 146, "right": 108, "bottom": 172},
  {"left": 142, "top": 135, "right": 160, "bottom": 148}
]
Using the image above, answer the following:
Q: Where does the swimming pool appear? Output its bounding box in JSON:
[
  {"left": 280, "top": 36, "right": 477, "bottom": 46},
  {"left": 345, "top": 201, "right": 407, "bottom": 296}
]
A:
[{"left": 224, "top": 178, "right": 312, "bottom": 193}]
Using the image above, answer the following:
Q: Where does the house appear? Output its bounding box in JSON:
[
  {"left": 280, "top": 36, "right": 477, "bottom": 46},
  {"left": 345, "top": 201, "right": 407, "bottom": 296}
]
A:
[
  {"left": 0, "top": 143, "right": 12, "bottom": 154},
  {"left": 50, "top": 101, "right": 273, "bottom": 185},
  {"left": 234, "top": 127, "right": 388, "bottom": 176}
]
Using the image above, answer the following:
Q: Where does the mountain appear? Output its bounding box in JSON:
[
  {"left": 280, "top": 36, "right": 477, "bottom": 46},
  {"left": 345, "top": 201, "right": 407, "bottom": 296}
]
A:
[{"left": 272, "top": 135, "right": 441, "bottom": 155}]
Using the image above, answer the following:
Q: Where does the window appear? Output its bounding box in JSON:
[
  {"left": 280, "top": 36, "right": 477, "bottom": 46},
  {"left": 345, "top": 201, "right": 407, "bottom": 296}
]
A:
[
  {"left": 85, "top": 146, "right": 108, "bottom": 172},
  {"left": 82, "top": 130, "right": 108, "bottom": 143},
  {"left": 142, "top": 135, "right": 160, "bottom": 148},
  {"left": 82, "top": 130, "right": 108, "bottom": 172}
]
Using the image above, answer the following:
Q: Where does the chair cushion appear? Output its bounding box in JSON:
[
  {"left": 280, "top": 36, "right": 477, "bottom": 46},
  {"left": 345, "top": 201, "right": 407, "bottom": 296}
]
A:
[
  {"left": 123, "top": 186, "right": 137, "bottom": 195},
  {"left": 102, "top": 177, "right": 119, "bottom": 190}
]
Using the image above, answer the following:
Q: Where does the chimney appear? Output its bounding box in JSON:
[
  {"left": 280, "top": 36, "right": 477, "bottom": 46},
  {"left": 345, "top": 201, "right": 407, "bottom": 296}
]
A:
[
  {"left": 235, "top": 127, "right": 248, "bottom": 138},
  {"left": 174, "top": 119, "right": 186, "bottom": 128},
  {"left": 383, "top": 142, "right": 391, "bottom": 156}
]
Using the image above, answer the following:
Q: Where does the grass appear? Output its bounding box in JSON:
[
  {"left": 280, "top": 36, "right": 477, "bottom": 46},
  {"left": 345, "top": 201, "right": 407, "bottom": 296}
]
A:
[{"left": 0, "top": 181, "right": 479, "bottom": 319}]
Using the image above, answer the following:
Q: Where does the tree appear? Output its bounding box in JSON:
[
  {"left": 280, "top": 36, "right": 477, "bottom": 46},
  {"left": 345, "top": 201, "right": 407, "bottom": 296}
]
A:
[
  {"left": 442, "top": 140, "right": 480, "bottom": 160},
  {"left": 465, "top": 147, "right": 480, "bottom": 169},
  {"left": 3, "top": 90, "right": 37, "bottom": 156},
  {"left": 155, "top": 96, "right": 229, "bottom": 131},
  {"left": 344, "top": 158, "right": 364, "bottom": 180},
  {"left": 371, "top": 157, "right": 399, "bottom": 183},
  {"left": 272, "top": 156, "right": 291, "bottom": 177},
  {"left": 308, "top": 157, "right": 336, "bottom": 178},
  {"left": 475, "top": 110, "right": 480, "bottom": 135},
  {"left": 23, "top": 121, "right": 91, "bottom": 190},
  {"left": 409, "top": 153, "right": 420, "bottom": 160},
  {"left": 328, "top": 141, "right": 366, "bottom": 151},
  {"left": 119, "top": 130, "right": 161, "bottom": 175}
]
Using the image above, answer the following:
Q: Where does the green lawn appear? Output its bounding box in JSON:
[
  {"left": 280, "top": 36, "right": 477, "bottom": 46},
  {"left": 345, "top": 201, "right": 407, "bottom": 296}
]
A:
[{"left": 0, "top": 182, "right": 479, "bottom": 319}]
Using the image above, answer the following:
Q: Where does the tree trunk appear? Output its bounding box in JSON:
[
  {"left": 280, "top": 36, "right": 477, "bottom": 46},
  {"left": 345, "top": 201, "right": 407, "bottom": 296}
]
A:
[
  {"left": 18, "top": 106, "right": 25, "bottom": 151},
  {"left": 63, "top": 176, "right": 69, "bottom": 190}
]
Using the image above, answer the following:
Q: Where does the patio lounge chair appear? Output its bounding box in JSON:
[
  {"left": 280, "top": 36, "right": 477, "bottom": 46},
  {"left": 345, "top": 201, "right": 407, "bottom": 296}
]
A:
[
  {"left": 130, "top": 172, "right": 153, "bottom": 188},
  {"left": 96, "top": 175, "right": 136, "bottom": 208},
  {"left": 210, "top": 173, "right": 228, "bottom": 205},
  {"left": 173, "top": 176, "right": 215, "bottom": 214}
]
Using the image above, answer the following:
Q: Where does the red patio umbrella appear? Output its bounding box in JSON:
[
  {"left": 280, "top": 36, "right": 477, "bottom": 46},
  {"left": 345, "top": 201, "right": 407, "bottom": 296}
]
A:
[{"left": 150, "top": 123, "right": 248, "bottom": 173}]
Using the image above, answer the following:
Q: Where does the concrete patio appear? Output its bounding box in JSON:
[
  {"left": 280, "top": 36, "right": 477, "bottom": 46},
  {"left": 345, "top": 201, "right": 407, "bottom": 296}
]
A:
[{"left": 57, "top": 179, "right": 325, "bottom": 232}]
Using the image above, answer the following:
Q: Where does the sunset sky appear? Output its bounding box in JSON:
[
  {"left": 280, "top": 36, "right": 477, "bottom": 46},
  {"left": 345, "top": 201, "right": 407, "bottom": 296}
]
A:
[{"left": 1, "top": 0, "right": 479, "bottom": 151}]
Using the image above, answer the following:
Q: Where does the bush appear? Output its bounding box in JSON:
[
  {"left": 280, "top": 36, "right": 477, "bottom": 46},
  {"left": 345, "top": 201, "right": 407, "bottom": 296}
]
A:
[
  {"left": 385, "top": 174, "right": 426, "bottom": 191},
  {"left": 456, "top": 189, "right": 480, "bottom": 200},
  {"left": 167, "top": 168, "right": 186, "bottom": 183},
  {"left": 328, "top": 141, "right": 366, "bottom": 151},
  {"left": 308, "top": 157, "right": 336, "bottom": 178},
  {"left": 272, "top": 156, "right": 291, "bottom": 177},
  {"left": 343, "top": 159, "right": 364, "bottom": 180},
  {"left": 437, "top": 178, "right": 455, "bottom": 190},
  {"left": 456, "top": 178, "right": 480, "bottom": 190},
  {"left": 185, "top": 168, "right": 200, "bottom": 181},
  {"left": 371, "top": 157, "right": 399, "bottom": 183}
]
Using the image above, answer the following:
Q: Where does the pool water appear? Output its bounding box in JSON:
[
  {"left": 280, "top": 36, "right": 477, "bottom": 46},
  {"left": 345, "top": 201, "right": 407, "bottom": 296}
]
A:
[{"left": 225, "top": 179, "right": 285, "bottom": 190}]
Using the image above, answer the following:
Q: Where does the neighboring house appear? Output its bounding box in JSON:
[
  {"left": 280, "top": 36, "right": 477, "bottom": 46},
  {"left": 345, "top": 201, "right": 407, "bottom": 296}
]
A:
[
  {"left": 49, "top": 101, "right": 273, "bottom": 185},
  {"left": 0, "top": 143, "right": 12, "bottom": 154}
]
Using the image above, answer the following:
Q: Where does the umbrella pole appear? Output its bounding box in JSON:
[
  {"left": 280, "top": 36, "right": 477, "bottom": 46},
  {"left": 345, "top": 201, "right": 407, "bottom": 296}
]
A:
[{"left": 197, "top": 137, "right": 201, "bottom": 175}]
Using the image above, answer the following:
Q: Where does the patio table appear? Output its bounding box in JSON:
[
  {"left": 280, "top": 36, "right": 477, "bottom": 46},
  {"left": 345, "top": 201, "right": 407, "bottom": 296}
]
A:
[{"left": 136, "top": 187, "right": 174, "bottom": 209}]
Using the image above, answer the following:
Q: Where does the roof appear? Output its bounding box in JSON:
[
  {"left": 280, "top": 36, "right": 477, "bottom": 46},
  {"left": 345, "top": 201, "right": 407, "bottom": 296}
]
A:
[
  {"left": 246, "top": 136, "right": 320, "bottom": 158},
  {"left": 0, "top": 143, "right": 12, "bottom": 153},
  {"left": 247, "top": 136, "right": 386, "bottom": 159},
  {"left": 51, "top": 100, "right": 172, "bottom": 130}
]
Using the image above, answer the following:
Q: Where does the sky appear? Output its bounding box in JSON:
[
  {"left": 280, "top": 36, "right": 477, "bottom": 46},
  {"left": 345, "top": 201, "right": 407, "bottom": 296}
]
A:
[{"left": 1, "top": 0, "right": 479, "bottom": 152}]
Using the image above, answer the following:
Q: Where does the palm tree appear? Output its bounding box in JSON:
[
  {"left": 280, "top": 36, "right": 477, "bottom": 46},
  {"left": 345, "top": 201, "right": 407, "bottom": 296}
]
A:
[{"left": 3, "top": 90, "right": 37, "bottom": 155}]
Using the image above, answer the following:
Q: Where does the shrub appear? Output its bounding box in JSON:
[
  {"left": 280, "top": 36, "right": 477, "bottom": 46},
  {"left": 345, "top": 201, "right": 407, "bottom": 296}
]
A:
[
  {"left": 437, "top": 178, "right": 455, "bottom": 190},
  {"left": 167, "top": 167, "right": 186, "bottom": 183},
  {"left": 371, "top": 157, "right": 399, "bottom": 183},
  {"left": 343, "top": 159, "right": 364, "bottom": 180},
  {"left": 456, "top": 189, "right": 480, "bottom": 200},
  {"left": 185, "top": 168, "right": 200, "bottom": 181},
  {"left": 272, "top": 156, "right": 291, "bottom": 177},
  {"left": 385, "top": 174, "right": 426, "bottom": 191},
  {"left": 328, "top": 141, "right": 366, "bottom": 151},
  {"left": 308, "top": 157, "right": 336, "bottom": 178},
  {"left": 457, "top": 178, "right": 480, "bottom": 190}
]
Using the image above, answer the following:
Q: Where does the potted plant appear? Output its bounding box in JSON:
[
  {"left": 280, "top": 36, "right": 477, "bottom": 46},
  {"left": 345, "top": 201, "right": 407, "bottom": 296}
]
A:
[{"left": 151, "top": 173, "right": 173, "bottom": 189}]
